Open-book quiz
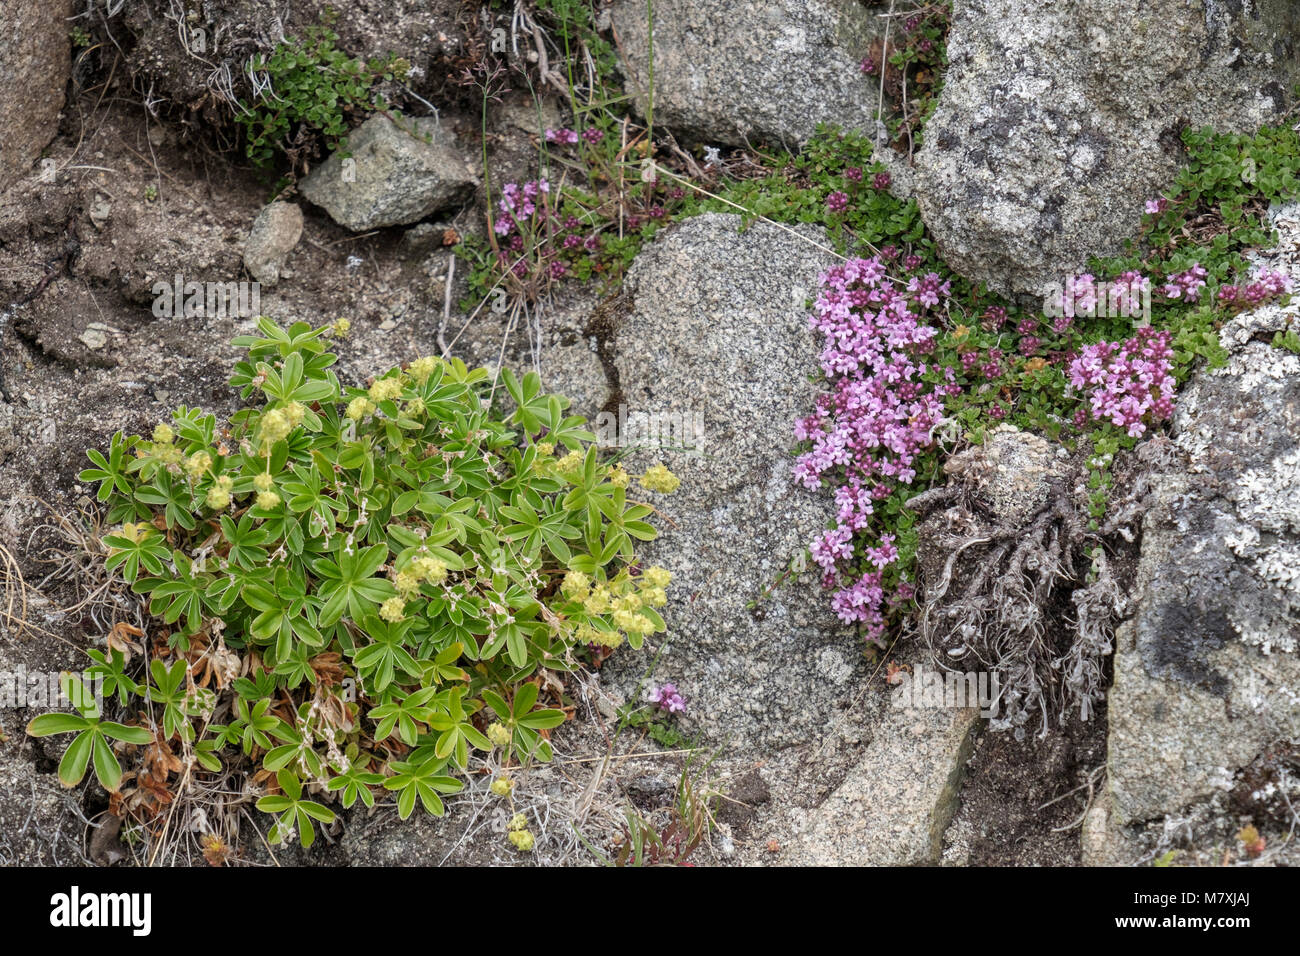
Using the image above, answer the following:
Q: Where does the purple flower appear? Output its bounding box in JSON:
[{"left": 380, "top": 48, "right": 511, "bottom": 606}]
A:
[
  {"left": 1068, "top": 328, "right": 1175, "bottom": 437},
  {"left": 1144, "top": 197, "right": 1169, "bottom": 215},
  {"left": 826, "top": 190, "right": 849, "bottom": 213},
  {"left": 581, "top": 127, "right": 603, "bottom": 145},
  {"left": 645, "top": 682, "right": 686, "bottom": 713},
  {"left": 873, "top": 172, "right": 892, "bottom": 190},
  {"left": 545, "top": 128, "right": 580, "bottom": 145}
]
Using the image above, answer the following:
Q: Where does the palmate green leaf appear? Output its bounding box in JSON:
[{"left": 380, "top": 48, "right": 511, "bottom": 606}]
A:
[
  {"left": 382, "top": 755, "right": 463, "bottom": 820},
  {"left": 80, "top": 433, "right": 134, "bottom": 501},
  {"left": 314, "top": 542, "right": 394, "bottom": 627},
  {"left": 103, "top": 529, "right": 170, "bottom": 584}
]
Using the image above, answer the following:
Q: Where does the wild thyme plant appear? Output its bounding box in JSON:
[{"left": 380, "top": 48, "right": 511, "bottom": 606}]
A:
[{"left": 34, "top": 318, "right": 679, "bottom": 846}]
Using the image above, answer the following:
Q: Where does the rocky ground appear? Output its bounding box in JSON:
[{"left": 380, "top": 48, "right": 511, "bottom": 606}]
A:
[{"left": 1, "top": 0, "right": 1298, "bottom": 868}]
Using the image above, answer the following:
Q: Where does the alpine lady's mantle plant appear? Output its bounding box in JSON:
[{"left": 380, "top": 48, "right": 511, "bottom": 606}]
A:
[{"left": 33, "top": 318, "right": 678, "bottom": 847}]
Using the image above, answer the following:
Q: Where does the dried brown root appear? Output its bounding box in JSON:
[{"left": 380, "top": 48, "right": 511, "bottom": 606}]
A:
[{"left": 913, "top": 455, "right": 1154, "bottom": 740}]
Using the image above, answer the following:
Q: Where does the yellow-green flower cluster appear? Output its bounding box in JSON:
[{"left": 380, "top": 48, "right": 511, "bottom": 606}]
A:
[
  {"left": 205, "top": 474, "right": 234, "bottom": 510},
  {"left": 152, "top": 423, "right": 175, "bottom": 444},
  {"left": 489, "top": 776, "right": 514, "bottom": 797},
  {"left": 368, "top": 375, "right": 405, "bottom": 403},
  {"left": 329, "top": 317, "right": 351, "bottom": 338},
  {"left": 407, "top": 355, "right": 443, "bottom": 383},
  {"left": 410, "top": 556, "right": 448, "bottom": 585},
  {"left": 607, "top": 464, "right": 631, "bottom": 488},
  {"left": 259, "top": 407, "right": 293, "bottom": 446},
  {"left": 638, "top": 463, "right": 681, "bottom": 493},
  {"left": 507, "top": 813, "right": 534, "bottom": 852},
  {"left": 379, "top": 597, "right": 406, "bottom": 623},
  {"left": 184, "top": 450, "right": 212, "bottom": 479},
  {"left": 553, "top": 450, "right": 584, "bottom": 480},
  {"left": 559, "top": 566, "right": 671, "bottom": 649},
  {"left": 487, "top": 722, "right": 512, "bottom": 748},
  {"left": 346, "top": 396, "right": 376, "bottom": 421}
]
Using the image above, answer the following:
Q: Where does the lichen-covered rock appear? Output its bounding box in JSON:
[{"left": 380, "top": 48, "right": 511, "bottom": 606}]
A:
[
  {"left": 243, "top": 202, "right": 303, "bottom": 286},
  {"left": 915, "top": 0, "right": 1300, "bottom": 296},
  {"left": 1106, "top": 223, "right": 1300, "bottom": 821},
  {"left": 0, "top": 0, "right": 73, "bottom": 193},
  {"left": 299, "top": 114, "right": 476, "bottom": 231},
  {"left": 609, "top": 0, "right": 887, "bottom": 147},
  {"left": 601, "top": 213, "right": 863, "bottom": 748},
  {"left": 942, "top": 424, "right": 1070, "bottom": 526}
]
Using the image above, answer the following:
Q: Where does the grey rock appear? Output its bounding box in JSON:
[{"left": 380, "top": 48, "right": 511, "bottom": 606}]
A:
[
  {"left": 243, "top": 201, "right": 304, "bottom": 286},
  {"left": 0, "top": 0, "right": 72, "bottom": 193},
  {"left": 791, "top": 694, "right": 981, "bottom": 865},
  {"left": 602, "top": 213, "right": 863, "bottom": 749},
  {"left": 299, "top": 114, "right": 476, "bottom": 231},
  {"left": 915, "top": 0, "right": 1300, "bottom": 296},
  {"left": 942, "top": 424, "right": 1070, "bottom": 526},
  {"left": 609, "top": 0, "right": 886, "bottom": 148},
  {"left": 1107, "top": 257, "right": 1300, "bottom": 822}
]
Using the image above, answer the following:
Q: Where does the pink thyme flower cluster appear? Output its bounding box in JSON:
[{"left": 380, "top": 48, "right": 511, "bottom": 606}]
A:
[
  {"left": 1162, "top": 263, "right": 1208, "bottom": 302},
  {"left": 1068, "top": 327, "right": 1175, "bottom": 437},
  {"left": 826, "top": 190, "right": 849, "bottom": 213},
  {"left": 494, "top": 179, "right": 551, "bottom": 237},
  {"left": 1217, "top": 268, "right": 1292, "bottom": 310},
  {"left": 794, "top": 257, "right": 954, "bottom": 639},
  {"left": 644, "top": 682, "right": 686, "bottom": 714},
  {"left": 545, "top": 128, "right": 579, "bottom": 145}
]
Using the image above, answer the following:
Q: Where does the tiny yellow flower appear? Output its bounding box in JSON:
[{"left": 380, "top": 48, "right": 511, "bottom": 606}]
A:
[
  {"left": 346, "top": 396, "right": 375, "bottom": 421},
  {"left": 407, "top": 355, "right": 442, "bottom": 383},
  {"left": 284, "top": 401, "right": 306, "bottom": 427},
  {"left": 508, "top": 829, "right": 535, "bottom": 852},
  {"left": 583, "top": 586, "right": 611, "bottom": 616},
  {"left": 535, "top": 441, "right": 555, "bottom": 457},
  {"left": 184, "top": 451, "right": 212, "bottom": 478},
  {"left": 643, "top": 566, "right": 672, "bottom": 589},
  {"left": 412, "top": 556, "right": 448, "bottom": 584},
  {"left": 641, "top": 586, "right": 668, "bottom": 608},
  {"left": 393, "top": 570, "right": 422, "bottom": 597},
  {"left": 205, "top": 488, "right": 231, "bottom": 510},
  {"left": 214, "top": 474, "right": 234, "bottom": 492},
  {"left": 259, "top": 408, "right": 292, "bottom": 444},
  {"left": 607, "top": 464, "right": 631, "bottom": 488},
  {"left": 638, "top": 463, "right": 681, "bottom": 494},
  {"left": 379, "top": 597, "right": 406, "bottom": 623},
  {"left": 152, "top": 423, "right": 175, "bottom": 444},
  {"left": 489, "top": 777, "right": 514, "bottom": 797},
  {"left": 368, "top": 376, "right": 404, "bottom": 402},
  {"left": 256, "top": 490, "right": 281, "bottom": 510},
  {"left": 331, "top": 317, "right": 352, "bottom": 338},
  {"left": 253, "top": 472, "right": 275, "bottom": 492},
  {"left": 554, "top": 450, "right": 584, "bottom": 477},
  {"left": 561, "top": 570, "right": 591, "bottom": 600},
  {"left": 487, "top": 722, "right": 512, "bottom": 748},
  {"left": 507, "top": 812, "right": 528, "bottom": 832}
]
